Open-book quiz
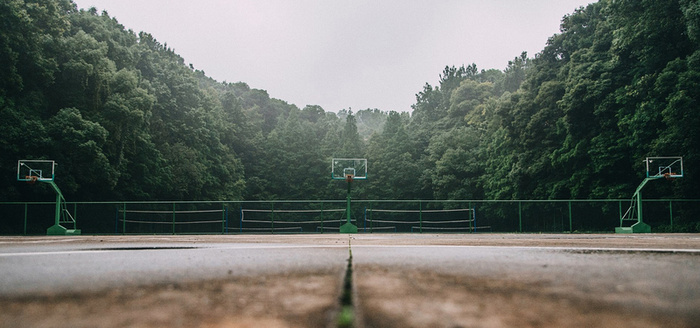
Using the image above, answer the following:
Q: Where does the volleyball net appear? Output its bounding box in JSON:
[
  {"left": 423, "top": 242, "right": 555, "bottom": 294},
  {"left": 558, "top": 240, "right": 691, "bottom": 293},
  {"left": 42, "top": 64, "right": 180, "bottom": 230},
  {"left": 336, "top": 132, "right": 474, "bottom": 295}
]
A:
[
  {"left": 117, "top": 203, "right": 227, "bottom": 234},
  {"left": 365, "top": 206, "right": 489, "bottom": 233},
  {"left": 239, "top": 206, "right": 348, "bottom": 233},
  {"left": 6, "top": 199, "right": 697, "bottom": 235},
  {"left": 111, "top": 201, "right": 490, "bottom": 234}
]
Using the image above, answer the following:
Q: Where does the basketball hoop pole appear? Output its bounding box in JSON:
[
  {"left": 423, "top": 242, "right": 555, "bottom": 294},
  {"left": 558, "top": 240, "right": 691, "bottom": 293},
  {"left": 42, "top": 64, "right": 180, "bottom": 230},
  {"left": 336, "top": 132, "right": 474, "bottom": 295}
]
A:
[
  {"left": 332, "top": 158, "right": 365, "bottom": 233},
  {"left": 47, "top": 180, "right": 65, "bottom": 234},
  {"left": 17, "top": 160, "right": 80, "bottom": 235},
  {"left": 616, "top": 157, "right": 683, "bottom": 234},
  {"left": 340, "top": 178, "right": 358, "bottom": 233},
  {"left": 616, "top": 177, "right": 654, "bottom": 233}
]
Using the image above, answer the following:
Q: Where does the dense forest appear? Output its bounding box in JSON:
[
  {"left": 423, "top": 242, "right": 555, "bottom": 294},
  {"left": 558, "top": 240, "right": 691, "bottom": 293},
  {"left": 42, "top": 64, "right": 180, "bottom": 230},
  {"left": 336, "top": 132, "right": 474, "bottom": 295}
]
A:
[{"left": 1, "top": 0, "right": 698, "bottom": 221}]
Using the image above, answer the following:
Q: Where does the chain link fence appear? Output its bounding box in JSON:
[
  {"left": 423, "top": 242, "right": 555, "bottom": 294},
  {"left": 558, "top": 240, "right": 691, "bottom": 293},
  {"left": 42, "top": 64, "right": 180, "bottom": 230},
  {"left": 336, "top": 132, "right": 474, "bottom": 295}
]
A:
[{"left": 1, "top": 199, "right": 698, "bottom": 235}]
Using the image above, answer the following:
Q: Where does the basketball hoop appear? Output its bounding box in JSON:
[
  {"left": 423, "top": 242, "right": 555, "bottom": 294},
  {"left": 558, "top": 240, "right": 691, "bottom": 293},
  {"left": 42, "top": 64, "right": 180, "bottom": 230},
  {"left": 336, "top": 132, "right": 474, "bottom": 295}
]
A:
[
  {"left": 25, "top": 175, "right": 38, "bottom": 184},
  {"left": 663, "top": 172, "right": 675, "bottom": 180},
  {"left": 345, "top": 174, "right": 354, "bottom": 183}
]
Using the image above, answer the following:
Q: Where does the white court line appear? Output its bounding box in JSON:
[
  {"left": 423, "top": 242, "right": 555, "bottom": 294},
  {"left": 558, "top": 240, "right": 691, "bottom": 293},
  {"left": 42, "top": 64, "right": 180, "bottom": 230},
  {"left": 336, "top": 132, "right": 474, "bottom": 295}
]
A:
[
  {"left": 351, "top": 244, "right": 700, "bottom": 253},
  {"left": 0, "top": 244, "right": 349, "bottom": 257},
  {"left": 2, "top": 244, "right": 698, "bottom": 258},
  {"left": 0, "top": 238, "right": 84, "bottom": 245},
  {"left": 0, "top": 250, "right": 114, "bottom": 257}
]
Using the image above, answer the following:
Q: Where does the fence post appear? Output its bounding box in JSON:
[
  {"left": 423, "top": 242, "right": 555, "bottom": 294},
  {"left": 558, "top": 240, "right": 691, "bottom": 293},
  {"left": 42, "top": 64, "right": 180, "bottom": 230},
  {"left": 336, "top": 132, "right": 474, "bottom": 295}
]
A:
[
  {"left": 568, "top": 201, "right": 573, "bottom": 233},
  {"left": 362, "top": 206, "right": 367, "bottom": 232},
  {"left": 172, "top": 203, "right": 176, "bottom": 235},
  {"left": 369, "top": 202, "right": 373, "bottom": 233},
  {"left": 518, "top": 201, "right": 523, "bottom": 232},
  {"left": 469, "top": 201, "right": 473, "bottom": 233},
  {"left": 518, "top": 201, "right": 522, "bottom": 233},
  {"left": 321, "top": 202, "right": 324, "bottom": 233},
  {"left": 669, "top": 200, "right": 673, "bottom": 231},
  {"left": 618, "top": 200, "right": 623, "bottom": 227},
  {"left": 222, "top": 203, "right": 227, "bottom": 234},
  {"left": 419, "top": 200, "right": 423, "bottom": 234},
  {"left": 23, "top": 203, "right": 28, "bottom": 235},
  {"left": 122, "top": 203, "right": 127, "bottom": 234},
  {"left": 271, "top": 202, "right": 275, "bottom": 234}
]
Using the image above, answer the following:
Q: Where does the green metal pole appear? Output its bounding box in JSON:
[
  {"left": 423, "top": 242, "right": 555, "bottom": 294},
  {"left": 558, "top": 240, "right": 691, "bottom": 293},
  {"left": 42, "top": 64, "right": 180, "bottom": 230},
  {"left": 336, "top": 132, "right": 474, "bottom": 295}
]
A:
[
  {"left": 518, "top": 201, "right": 522, "bottom": 233},
  {"left": 370, "top": 202, "right": 373, "bottom": 233},
  {"left": 340, "top": 180, "right": 358, "bottom": 233},
  {"left": 271, "top": 202, "right": 275, "bottom": 234},
  {"left": 222, "top": 204, "right": 226, "bottom": 234},
  {"left": 619, "top": 200, "right": 623, "bottom": 227},
  {"left": 53, "top": 193, "right": 61, "bottom": 230},
  {"left": 321, "top": 202, "right": 324, "bottom": 233},
  {"left": 52, "top": 183, "right": 62, "bottom": 227},
  {"left": 23, "top": 203, "right": 28, "bottom": 235},
  {"left": 625, "top": 178, "right": 653, "bottom": 233},
  {"left": 469, "top": 201, "right": 473, "bottom": 233},
  {"left": 669, "top": 200, "right": 673, "bottom": 231},
  {"left": 637, "top": 190, "right": 643, "bottom": 224},
  {"left": 346, "top": 181, "right": 352, "bottom": 225},
  {"left": 43, "top": 181, "right": 79, "bottom": 235},
  {"left": 48, "top": 181, "right": 64, "bottom": 222},
  {"left": 172, "top": 203, "right": 176, "bottom": 235},
  {"left": 123, "top": 203, "right": 126, "bottom": 234},
  {"left": 568, "top": 201, "right": 572, "bottom": 233},
  {"left": 419, "top": 201, "right": 423, "bottom": 234}
]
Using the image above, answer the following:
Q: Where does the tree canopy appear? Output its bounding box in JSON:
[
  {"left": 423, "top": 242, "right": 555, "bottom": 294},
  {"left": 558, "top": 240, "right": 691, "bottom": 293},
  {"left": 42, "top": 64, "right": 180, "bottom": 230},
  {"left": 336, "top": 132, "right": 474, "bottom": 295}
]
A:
[{"left": 1, "top": 0, "right": 698, "bottom": 231}]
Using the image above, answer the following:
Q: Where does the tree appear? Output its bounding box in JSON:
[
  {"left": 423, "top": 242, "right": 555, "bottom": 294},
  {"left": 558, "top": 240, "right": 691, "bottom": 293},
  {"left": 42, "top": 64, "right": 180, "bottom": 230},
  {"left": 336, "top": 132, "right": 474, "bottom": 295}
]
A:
[
  {"left": 45, "top": 108, "right": 115, "bottom": 198},
  {"left": 340, "top": 111, "right": 364, "bottom": 158}
]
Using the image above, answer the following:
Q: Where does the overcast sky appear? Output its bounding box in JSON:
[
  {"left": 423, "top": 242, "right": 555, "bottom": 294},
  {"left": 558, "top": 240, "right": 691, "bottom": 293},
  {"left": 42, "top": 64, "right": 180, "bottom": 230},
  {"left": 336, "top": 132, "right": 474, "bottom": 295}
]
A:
[{"left": 73, "top": 0, "right": 593, "bottom": 113}]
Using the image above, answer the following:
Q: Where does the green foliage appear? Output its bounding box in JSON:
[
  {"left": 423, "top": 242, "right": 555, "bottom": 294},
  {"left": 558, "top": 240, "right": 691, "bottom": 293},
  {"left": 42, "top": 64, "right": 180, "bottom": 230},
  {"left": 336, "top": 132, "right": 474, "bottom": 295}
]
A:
[{"left": 1, "top": 0, "right": 698, "bottom": 228}]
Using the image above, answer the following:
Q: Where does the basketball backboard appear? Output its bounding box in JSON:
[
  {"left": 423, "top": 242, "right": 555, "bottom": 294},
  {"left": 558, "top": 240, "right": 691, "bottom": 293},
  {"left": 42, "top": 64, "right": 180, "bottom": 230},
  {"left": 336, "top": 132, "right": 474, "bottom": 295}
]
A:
[
  {"left": 645, "top": 156, "right": 683, "bottom": 179},
  {"left": 332, "top": 158, "right": 367, "bottom": 180},
  {"left": 17, "top": 160, "right": 56, "bottom": 182}
]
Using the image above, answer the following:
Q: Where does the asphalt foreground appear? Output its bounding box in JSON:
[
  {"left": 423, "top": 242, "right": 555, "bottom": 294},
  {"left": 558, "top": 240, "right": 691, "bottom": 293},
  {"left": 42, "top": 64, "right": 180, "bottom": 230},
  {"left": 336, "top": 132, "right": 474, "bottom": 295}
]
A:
[{"left": 1, "top": 234, "right": 699, "bottom": 328}]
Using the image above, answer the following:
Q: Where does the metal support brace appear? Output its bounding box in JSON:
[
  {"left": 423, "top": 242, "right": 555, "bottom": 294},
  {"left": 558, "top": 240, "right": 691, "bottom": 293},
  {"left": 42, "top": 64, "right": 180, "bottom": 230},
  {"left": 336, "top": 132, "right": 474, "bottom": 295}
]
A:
[
  {"left": 616, "top": 178, "right": 654, "bottom": 234},
  {"left": 46, "top": 181, "right": 80, "bottom": 235}
]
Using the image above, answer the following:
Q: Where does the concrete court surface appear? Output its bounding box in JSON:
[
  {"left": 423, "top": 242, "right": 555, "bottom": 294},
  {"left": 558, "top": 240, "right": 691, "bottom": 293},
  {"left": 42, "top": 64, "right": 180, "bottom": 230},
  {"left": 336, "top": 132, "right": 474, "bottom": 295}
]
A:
[{"left": 0, "top": 234, "right": 699, "bottom": 328}]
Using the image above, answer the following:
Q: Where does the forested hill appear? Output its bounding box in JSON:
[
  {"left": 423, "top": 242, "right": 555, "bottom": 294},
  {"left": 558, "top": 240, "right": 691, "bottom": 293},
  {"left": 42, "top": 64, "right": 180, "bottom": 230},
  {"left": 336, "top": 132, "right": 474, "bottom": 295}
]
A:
[{"left": 1, "top": 0, "right": 699, "bottom": 209}]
